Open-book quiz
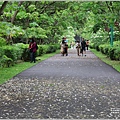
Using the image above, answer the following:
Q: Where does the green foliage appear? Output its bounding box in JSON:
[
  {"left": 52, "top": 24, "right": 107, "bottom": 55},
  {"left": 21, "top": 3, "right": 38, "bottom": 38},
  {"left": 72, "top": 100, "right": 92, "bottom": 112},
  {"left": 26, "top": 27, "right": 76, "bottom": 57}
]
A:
[
  {"left": 0, "top": 42, "right": 59, "bottom": 66},
  {"left": 3, "top": 46, "right": 20, "bottom": 63},
  {"left": 26, "top": 27, "right": 47, "bottom": 39},
  {"left": 16, "top": 44, "right": 30, "bottom": 62},
  {"left": 0, "top": 55, "right": 13, "bottom": 68},
  {"left": 0, "top": 22, "right": 13, "bottom": 37},
  {"left": 93, "top": 24, "right": 100, "bottom": 33},
  {"left": 0, "top": 37, "right": 6, "bottom": 46},
  {"left": 96, "top": 41, "right": 120, "bottom": 61},
  {"left": 37, "top": 46, "right": 43, "bottom": 56},
  {"left": 114, "top": 47, "right": 120, "bottom": 60},
  {"left": 42, "top": 44, "right": 58, "bottom": 54},
  {"left": 28, "top": 4, "right": 36, "bottom": 12},
  {"left": 108, "top": 46, "right": 120, "bottom": 60},
  {"left": 1, "top": 1, "right": 120, "bottom": 47}
]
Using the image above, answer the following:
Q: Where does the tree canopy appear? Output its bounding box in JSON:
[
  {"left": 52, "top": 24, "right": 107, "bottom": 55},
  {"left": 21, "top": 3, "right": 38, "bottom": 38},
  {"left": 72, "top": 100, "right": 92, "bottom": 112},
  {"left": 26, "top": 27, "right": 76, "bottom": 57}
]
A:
[{"left": 0, "top": 1, "right": 120, "bottom": 44}]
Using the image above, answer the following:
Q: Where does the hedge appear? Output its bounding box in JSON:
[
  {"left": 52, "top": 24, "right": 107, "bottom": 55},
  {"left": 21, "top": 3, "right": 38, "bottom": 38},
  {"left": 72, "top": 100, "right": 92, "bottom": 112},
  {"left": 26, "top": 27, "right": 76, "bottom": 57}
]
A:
[
  {"left": 0, "top": 43, "right": 60, "bottom": 68},
  {"left": 90, "top": 41, "right": 120, "bottom": 61}
]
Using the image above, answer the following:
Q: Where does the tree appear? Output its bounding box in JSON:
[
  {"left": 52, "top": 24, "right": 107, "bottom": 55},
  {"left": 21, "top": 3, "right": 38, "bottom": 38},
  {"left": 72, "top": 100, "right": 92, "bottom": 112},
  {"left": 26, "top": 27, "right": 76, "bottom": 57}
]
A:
[{"left": 0, "top": 1, "right": 8, "bottom": 15}]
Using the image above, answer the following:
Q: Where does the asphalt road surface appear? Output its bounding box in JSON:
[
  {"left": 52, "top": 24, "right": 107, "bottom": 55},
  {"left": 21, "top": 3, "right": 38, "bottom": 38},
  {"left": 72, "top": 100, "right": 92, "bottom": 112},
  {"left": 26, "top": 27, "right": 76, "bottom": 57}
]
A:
[{"left": 0, "top": 49, "right": 120, "bottom": 119}]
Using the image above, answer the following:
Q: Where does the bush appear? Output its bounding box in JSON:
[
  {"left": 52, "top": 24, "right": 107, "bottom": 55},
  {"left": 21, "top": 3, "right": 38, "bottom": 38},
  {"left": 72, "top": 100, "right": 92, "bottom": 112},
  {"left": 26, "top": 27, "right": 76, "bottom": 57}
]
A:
[
  {"left": 0, "top": 47, "right": 4, "bottom": 57},
  {"left": 0, "top": 43, "right": 60, "bottom": 67},
  {"left": 13, "top": 43, "right": 31, "bottom": 62},
  {"left": 0, "top": 55, "right": 13, "bottom": 68},
  {"left": 42, "top": 45, "right": 49, "bottom": 54},
  {"left": 109, "top": 47, "right": 116, "bottom": 60},
  {"left": 114, "top": 47, "right": 120, "bottom": 60},
  {"left": 2, "top": 45, "right": 24, "bottom": 63},
  {"left": 37, "top": 45, "right": 43, "bottom": 56},
  {"left": 96, "top": 41, "right": 120, "bottom": 61},
  {"left": 46, "top": 45, "right": 56, "bottom": 53},
  {"left": 21, "top": 48, "right": 30, "bottom": 61},
  {"left": 99, "top": 44, "right": 104, "bottom": 54},
  {"left": 104, "top": 46, "right": 109, "bottom": 55},
  {"left": 41, "top": 45, "right": 56, "bottom": 54},
  {"left": 3, "top": 46, "right": 17, "bottom": 63},
  {"left": 99, "top": 44, "right": 110, "bottom": 56},
  {"left": 89, "top": 42, "right": 94, "bottom": 49}
]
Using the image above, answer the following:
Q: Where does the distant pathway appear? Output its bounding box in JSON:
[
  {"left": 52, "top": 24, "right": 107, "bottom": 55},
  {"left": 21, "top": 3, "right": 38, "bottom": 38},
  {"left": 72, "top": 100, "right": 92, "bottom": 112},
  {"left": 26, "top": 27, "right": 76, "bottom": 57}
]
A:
[{"left": 0, "top": 49, "right": 120, "bottom": 119}]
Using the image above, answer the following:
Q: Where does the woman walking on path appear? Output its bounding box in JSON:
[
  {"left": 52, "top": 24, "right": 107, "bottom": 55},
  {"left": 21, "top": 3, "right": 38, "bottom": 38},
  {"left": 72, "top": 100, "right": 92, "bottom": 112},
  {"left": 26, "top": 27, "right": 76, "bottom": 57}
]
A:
[
  {"left": 76, "top": 41, "right": 81, "bottom": 56},
  {"left": 29, "top": 38, "right": 37, "bottom": 63},
  {"left": 60, "top": 37, "right": 68, "bottom": 56},
  {"left": 60, "top": 37, "right": 65, "bottom": 56}
]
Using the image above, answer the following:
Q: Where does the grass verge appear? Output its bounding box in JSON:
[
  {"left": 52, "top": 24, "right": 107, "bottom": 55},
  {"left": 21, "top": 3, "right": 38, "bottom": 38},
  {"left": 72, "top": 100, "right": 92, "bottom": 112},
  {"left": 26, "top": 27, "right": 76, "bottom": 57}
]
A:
[
  {"left": 0, "top": 50, "right": 60, "bottom": 85},
  {"left": 90, "top": 49, "right": 120, "bottom": 73}
]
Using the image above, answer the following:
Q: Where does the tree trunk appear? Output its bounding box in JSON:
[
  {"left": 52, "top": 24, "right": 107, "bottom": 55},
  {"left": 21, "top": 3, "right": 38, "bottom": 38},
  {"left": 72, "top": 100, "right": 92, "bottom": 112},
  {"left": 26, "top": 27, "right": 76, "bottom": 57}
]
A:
[
  {"left": 0, "top": 1, "right": 8, "bottom": 15},
  {"left": 11, "top": 1, "right": 23, "bottom": 24}
]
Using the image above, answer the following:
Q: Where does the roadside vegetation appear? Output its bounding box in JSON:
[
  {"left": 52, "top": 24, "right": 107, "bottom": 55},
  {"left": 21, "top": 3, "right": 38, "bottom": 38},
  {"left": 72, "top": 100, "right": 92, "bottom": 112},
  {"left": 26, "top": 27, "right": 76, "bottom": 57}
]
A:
[{"left": 90, "top": 49, "right": 120, "bottom": 72}]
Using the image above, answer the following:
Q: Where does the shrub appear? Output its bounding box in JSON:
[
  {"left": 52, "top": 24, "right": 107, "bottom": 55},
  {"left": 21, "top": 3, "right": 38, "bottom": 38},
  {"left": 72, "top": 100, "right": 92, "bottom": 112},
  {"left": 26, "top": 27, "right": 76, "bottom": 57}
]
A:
[
  {"left": 114, "top": 47, "right": 120, "bottom": 60},
  {"left": 0, "top": 55, "right": 13, "bottom": 68},
  {"left": 109, "top": 47, "right": 116, "bottom": 60},
  {"left": 42, "top": 45, "right": 49, "bottom": 54},
  {"left": 37, "top": 45, "right": 43, "bottom": 56},
  {"left": 89, "top": 42, "right": 94, "bottom": 49},
  {"left": 99, "top": 44, "right": 104, "bottom": 54},
  {"left": 3, "top": 45, "right": 24, "bottom": 63},
  {"left": 104, "top": 46, "right": 109, "bottom": 55},
  {"left": 0, "top": 47, "right": 4, "bottom": 57},
  {"left": 47, "top": 45, "right": 56, "bottom": 53},
  {"left": 13, "top": 43, "right": 31, "bottom": 62}
]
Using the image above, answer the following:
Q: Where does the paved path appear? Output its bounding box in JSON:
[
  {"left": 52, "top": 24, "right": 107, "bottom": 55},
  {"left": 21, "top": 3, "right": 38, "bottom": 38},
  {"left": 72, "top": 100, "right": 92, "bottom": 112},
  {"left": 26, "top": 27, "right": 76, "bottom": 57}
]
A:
[{"left": 0, "top": 49, "right": 120, "bottom": 119}]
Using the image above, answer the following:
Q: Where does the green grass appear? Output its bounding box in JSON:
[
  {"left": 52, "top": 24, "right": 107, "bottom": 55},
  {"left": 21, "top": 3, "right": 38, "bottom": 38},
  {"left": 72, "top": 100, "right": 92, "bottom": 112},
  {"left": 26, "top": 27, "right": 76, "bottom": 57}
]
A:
[
  {"left": 90, "top": 49, "right": 120, "bottom": 72},
  {"left": 0, "top": 50, "right": 60, "bottom": 85}
]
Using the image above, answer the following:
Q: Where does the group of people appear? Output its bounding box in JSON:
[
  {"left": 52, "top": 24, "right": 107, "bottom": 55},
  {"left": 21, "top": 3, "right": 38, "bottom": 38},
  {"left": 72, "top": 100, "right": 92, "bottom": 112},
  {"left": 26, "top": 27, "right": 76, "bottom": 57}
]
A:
[
  {"left": 60, "top": 37, "right": 89, "bottom": 57},
  {"left": 28, "top": 37, "right": 89, "bottom": 63},
  {"left": 76, "top": 38, "right": 89, "bottom": 56}
]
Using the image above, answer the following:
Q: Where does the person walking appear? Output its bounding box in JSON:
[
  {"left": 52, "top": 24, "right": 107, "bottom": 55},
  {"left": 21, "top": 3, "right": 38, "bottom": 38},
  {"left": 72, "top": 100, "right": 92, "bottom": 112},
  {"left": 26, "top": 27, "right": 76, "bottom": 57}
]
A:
[
  {"left": 76, "top": 41, "right": 81, "bottom": 56},
  {"left": 29, "top": 38, "right": 37, "bottom": 63},
  {"left": 81, "top": 38, "right": 86, "bottom": 56},
  {"left": 64, "top": 41, "right": 68, "bottom": 56},
  {"left": 86, "top": 40, "right": 89, "bottom": 50},
  {"left": 60, "top": 37, "right": 65, "bottom": 56}
]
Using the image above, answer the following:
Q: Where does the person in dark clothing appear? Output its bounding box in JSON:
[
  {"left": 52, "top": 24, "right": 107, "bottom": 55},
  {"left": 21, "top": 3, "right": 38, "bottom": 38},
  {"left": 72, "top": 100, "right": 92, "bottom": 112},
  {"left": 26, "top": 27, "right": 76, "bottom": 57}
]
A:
[
  {"left": 81, "top": 38, "right": 86, "bottom": 56},
  {"left": 86, "top": 40, "right": 89, "bottom": 50},
  {"left": 61, "top": 37, "right": 68, "bottom": 56},
  {"left": 64, "top": 41, "right": 68, "bottom": 56},
  {"left": 29, "top": 38, "right": 37, "bottom": 63},
  {"left": 60, "top": 37, "right": 66, "bottom": 56}
]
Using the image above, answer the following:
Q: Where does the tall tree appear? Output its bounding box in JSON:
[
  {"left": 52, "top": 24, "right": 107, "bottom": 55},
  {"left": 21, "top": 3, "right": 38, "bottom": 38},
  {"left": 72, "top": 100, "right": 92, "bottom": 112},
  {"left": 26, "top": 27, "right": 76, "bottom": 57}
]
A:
[{"left": 11, "top": 1, "right": 23, "bottom": 24}]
